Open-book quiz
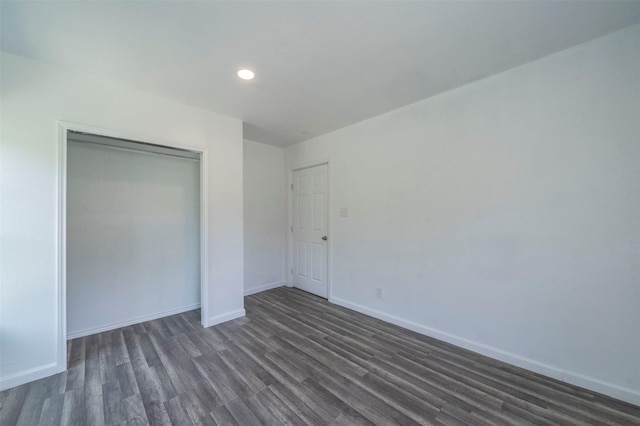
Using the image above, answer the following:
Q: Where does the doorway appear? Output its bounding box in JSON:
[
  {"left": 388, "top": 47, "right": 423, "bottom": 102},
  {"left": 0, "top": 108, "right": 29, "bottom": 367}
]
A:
[
  {"left": 63, "top": 127, "right": 205, "bottom": 341},
  {"left": 291, "top": 163, "right": 329, "bottom": 298}
]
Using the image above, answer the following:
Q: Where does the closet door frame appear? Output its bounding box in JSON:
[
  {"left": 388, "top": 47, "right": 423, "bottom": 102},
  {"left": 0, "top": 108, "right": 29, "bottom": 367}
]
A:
[{"left": 56, "top": 121, "right": 208, "bottom": 371}]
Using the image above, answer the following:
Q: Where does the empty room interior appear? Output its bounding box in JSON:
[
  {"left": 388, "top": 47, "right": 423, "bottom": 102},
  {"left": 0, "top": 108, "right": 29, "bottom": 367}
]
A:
[{"left": 1, "top": 1, "right": 639, "bottom": 425}]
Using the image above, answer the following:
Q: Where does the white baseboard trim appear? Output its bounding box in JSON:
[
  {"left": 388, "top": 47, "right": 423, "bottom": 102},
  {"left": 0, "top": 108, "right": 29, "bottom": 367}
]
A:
[
  {"left": 329, "top": 296, "right": 640, "bottom": 407},
  {"left": 0, "top": 362, "right": 62, "bottom": 392},
  {"left": 67, "top": 303, "right": 201, "bottom": 340},
  {"left": 204, "top": 308, "right": 246, "bottom": 328},
  {"left": 244, "top": 281, "right": 285, "bottom": 296}
]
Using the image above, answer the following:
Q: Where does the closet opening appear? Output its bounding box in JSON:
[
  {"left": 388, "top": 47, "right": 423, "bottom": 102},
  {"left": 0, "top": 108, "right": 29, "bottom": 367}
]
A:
[{"left": 63, "top": 128, "right": 204, "bottom": 348}]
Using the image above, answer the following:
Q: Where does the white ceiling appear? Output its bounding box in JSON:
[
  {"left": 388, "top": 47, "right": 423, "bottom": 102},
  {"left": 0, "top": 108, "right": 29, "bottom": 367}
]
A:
[{"left": 2, "top": 1, "right": 640, "bottom": 147}]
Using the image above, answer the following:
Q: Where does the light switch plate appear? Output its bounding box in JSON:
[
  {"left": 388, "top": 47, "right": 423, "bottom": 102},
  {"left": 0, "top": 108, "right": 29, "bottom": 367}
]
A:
[{"left": 339, "top": 207, "right": 348, "bottom": 217}]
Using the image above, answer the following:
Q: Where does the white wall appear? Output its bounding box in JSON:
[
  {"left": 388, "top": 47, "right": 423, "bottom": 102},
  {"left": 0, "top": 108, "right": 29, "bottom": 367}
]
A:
[
  {"left": 0, "top": 52, "right": 244, "bottom": 390},
  {"left": 66, "top": 141, "right": 201, "bottom": 338},
  {"left": 286, "top": 25, "right": 640, "bottom": 405},
  {"left": 243, "top": 139, "right": 287, "bottom": 295}
]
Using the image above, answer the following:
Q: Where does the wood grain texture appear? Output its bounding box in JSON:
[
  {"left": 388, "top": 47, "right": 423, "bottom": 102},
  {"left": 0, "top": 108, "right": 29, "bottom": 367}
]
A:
[{"left": 1, "top": 287, "right": 639, "bottom": 425}]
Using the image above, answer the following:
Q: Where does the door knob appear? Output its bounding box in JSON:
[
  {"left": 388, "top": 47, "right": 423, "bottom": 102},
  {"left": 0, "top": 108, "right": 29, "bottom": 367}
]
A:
[{"left": 322, "top": 236, "right": 328, "bottom": 241}]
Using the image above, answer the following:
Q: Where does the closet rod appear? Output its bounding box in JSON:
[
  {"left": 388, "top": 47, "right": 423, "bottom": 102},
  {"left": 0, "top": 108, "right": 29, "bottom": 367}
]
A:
[{"left": 67, "top": 130, "right": 201, "bottom": 161}]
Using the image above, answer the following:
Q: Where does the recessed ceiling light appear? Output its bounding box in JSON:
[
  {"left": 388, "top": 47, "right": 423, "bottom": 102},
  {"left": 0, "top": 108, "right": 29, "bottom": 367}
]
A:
[{"left": 237, "top": 69, "right": 255, "bottom": 80}]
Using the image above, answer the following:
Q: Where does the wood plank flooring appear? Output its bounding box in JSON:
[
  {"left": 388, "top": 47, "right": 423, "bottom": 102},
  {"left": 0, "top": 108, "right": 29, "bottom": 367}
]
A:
[{"left": 1, "top": 287, "right": 639, "bottom": 425}]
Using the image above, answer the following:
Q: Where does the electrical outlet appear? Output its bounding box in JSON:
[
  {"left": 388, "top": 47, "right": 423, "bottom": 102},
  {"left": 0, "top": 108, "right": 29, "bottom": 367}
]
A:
[
  {"left": 375, "top": 287, "right": 382, "bottom": 298},
  {"left": 340, "top": 207, "right": 349, "bottom": 217}
]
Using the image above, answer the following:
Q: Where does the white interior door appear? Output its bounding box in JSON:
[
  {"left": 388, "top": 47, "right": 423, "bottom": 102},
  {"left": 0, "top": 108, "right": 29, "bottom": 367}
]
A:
[{"left": 292, "top": 164, "right": 328, "bottom": 298}]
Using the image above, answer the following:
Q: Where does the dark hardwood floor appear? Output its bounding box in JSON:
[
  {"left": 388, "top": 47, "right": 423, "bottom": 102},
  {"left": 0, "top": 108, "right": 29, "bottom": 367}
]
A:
[{"left": 1, "top": 287, "right": 639, "bottom": 425}]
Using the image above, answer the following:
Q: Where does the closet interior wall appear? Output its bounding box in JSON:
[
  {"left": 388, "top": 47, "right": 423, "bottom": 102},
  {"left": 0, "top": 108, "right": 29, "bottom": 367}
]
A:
[{"left": 66, "top": 135, "right": 201, "bottom": 338}]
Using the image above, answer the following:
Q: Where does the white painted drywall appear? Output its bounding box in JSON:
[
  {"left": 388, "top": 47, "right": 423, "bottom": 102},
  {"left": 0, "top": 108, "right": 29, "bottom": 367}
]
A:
[
  {"left": 286, "top": 25, "right": 640, "bottom": 405},
  {"left": 0, "top": 52, "right": 244, "bottom": 390},
  {"left": 66, "top": 141, "right": 201, "bottom": 338},
  {"left": 243, "top": 139, "right": 287, "bottom": 295}
]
